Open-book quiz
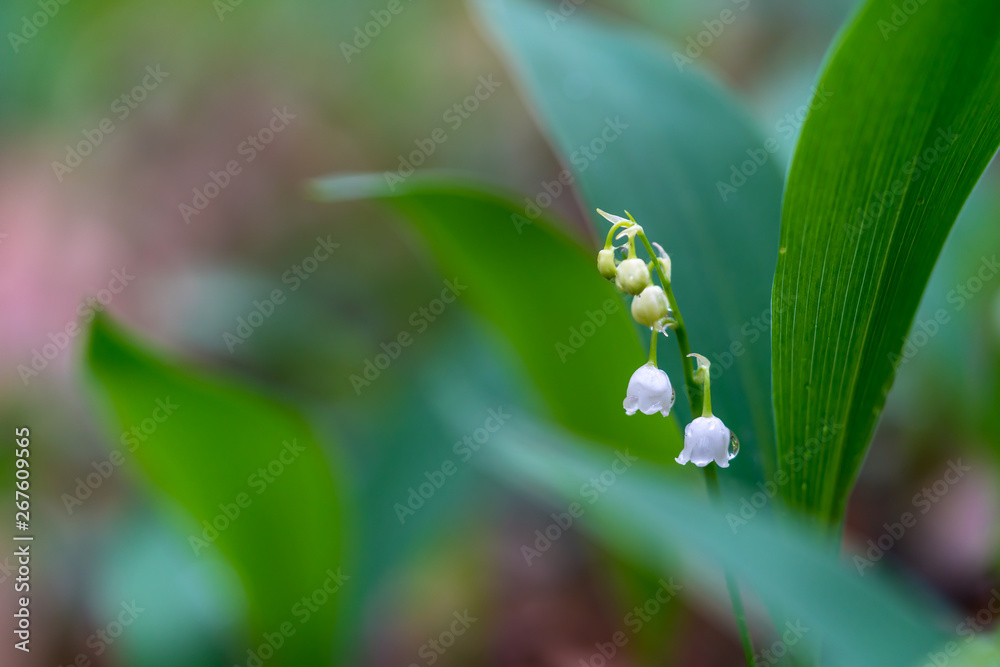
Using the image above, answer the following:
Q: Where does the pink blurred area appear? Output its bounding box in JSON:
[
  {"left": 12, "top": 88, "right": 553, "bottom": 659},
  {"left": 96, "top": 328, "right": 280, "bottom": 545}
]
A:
[{"left": 0, "top": 155, "right": 124, "bottom": 391}]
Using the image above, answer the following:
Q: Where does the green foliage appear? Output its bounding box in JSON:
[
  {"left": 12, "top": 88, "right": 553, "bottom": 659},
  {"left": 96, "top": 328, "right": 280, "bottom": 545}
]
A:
[
  {"left": 470, "top": 0, "right": 784, "bottom": 483},
  {"left": 312, "top": 172, "right": 683, "bottom": 464},
  {"left": 487, "top": 425, "right": 953, "bottom": 667},
  {"left": 67, "top": 0, "right": 1000, "bottom": 662},
  {"left": 85, "top": 314, "right": 345, "bottom": 666},
  {"left": 772, "top": 0, "right": 1000, "bottom": 525}
]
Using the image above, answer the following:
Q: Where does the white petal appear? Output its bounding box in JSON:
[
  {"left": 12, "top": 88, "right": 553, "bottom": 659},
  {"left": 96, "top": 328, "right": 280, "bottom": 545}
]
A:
[
  {"left": 678, "top": 416, "right": 731, "bottom": 468},
  {"left": 623, "top": 363, "right": 674, "bottom": 417}
]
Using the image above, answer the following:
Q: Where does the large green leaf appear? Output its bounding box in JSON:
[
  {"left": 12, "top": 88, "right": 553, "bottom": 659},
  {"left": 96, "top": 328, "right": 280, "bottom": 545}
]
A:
[
  {"left": 484, "top": 424, "right": 956, "bottom": 667},
  {"left": 85, "top": 314, "right": 345, "bottom": 666},
  {"left": 312, "top": 172, "right": 682, "bottom": 465},
  {"left": 772, "top": 0, "right": 1000, "bottom": 525},
  {"left": 471, "top": 0, "right": 784, "bottom": 482}
]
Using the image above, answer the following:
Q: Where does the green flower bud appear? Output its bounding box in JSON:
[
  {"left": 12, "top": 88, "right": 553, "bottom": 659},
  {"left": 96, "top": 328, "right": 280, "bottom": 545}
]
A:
[
  {"left": 631, "top": 285, "right": 669, "bottom": 327},
  {"left": 597, "top": 248, "right": 617, "bottom": 280},
  {"left": 615, "top": 258, "right": 650, "bottom": 295}
]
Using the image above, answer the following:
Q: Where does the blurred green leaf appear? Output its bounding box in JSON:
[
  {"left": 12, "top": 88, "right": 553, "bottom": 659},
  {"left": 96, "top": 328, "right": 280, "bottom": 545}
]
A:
[
  {"left": 772, "top": 0, "right": 1000, "bottom": 526},
  {"left": 470, "top": 0, "right": 783, "bottom": 484},
  {"left": 486, "top": 423, "right": 953, "bottom": 667},
  {"left": 887, "top": 184, "right": 1000, "bottom": 435},
  {"left": 312, "top": 172, "right": 682, "bottom": 465},
  {"left": 85, "top": 314, "right": 345, "bottom": 667},
  {"left": 330, "top": 321, "right": 505, "bottom": 662},
  {"left": 946, "top": 635, "right": 1000, "bottom": 667}
]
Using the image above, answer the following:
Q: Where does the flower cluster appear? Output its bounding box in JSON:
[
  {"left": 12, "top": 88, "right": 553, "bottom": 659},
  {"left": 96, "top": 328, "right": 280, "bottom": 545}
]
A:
[{"left": 596, "top": 209, "right": 738, "bottom": 469}]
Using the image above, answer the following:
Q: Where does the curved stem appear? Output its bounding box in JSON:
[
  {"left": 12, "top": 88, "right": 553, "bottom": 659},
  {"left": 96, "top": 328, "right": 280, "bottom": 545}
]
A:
[
  {"left": 603, "top": 220, "right": 632, "bottom": 249},
  {"left": 636, "top": 229, "right": 756, "bottom": 666}
]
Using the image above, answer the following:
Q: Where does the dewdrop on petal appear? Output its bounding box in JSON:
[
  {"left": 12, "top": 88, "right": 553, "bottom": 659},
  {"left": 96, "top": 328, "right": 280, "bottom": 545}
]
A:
[
  {"left": 597, "top": 248, "right": 618, "bottom": 280},
  {"left": 631, "top": 286, "right": 669, "bottom": 328},
  {"left": 675, "top": 353, "right": 739, "bottom": 468},
  {"left": 623, "top": 363, "right": 675, "bottom": 417},
  {"left": 678, "top": 416, "right": 735, "bottom": 468}
]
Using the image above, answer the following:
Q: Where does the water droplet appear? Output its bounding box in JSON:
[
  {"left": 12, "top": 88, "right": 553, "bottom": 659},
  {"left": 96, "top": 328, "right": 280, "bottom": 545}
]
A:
[
  {"left": 728, "top": 431, "right": 740, "bottom": 461},
  {"left": 779, "top": 247, "right": 787, "bottom": 254},
  {"left": 671, "top": 388, "right": 676, "bottom": 405}
]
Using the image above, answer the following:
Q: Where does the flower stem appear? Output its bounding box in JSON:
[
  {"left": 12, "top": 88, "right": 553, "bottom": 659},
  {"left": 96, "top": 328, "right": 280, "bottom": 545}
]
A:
[
  {"left": 698, "top": 363, "right": 712, "bottom": 418},
  {"left": 704, "top": 465, "right": 756, "bottom": 667},
  {"left": 603, "top": 220, "right": 633, "bottom": 248},
  {"left": 635, "top": 232, "right": 699, "bottom": 413},
  {"left": 636, "top": 229, "right": 756, "bottom": 666},
  {"left": 649, "top": 329, "right": 658, "bottom": 364}
]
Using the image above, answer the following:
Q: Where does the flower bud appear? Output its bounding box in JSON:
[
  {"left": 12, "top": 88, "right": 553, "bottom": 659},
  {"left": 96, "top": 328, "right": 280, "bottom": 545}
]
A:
[
  {"left": 650, "top": 242, "right": 672, "bottom": 282},
  {"left": 615, "top": 258, "right": 650, "bottom": 295},
  {"left": 631, "top": 286, "right": 669, "bottom": 328},
  {"left": 649, "top": 257, "right": 671, "bottom": 283},
  {"left": 597, "top": 248, "right": 617, "bottom": 280}
]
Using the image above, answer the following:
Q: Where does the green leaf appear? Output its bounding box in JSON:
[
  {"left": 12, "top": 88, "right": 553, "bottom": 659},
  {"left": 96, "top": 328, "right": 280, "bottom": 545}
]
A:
[
  {"left": 470, "top": 0, "right": 784, "bottom": 482},
  {"left": 332, "top": 322, "right": 507, "bottom": 662},
  {"left": 85, "top": 314, "right": 345, "bottom": 666},
  {"left": 891, "top": 186, "right": 1000, "bottom": 427},
  {"left": 772, "top": 0, "right": 1000, "bottom": 525},
  {"left": 312, "top": 172, "right": 683, "bottom": 465},
  {"left": 485, "top": 423, "right": 953, "bottom": 667}
]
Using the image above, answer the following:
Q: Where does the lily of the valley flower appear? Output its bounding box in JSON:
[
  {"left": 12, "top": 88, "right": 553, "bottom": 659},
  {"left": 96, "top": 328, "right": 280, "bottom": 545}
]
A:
[
  {"left": 679, "top": 416, "right": 732, "bottom": 468},
  {"left": 623, "top": 362, "right": 675, "bottom": 417},
  {"left": 675, "top": 353, "right": 737, "bottom": 468}
]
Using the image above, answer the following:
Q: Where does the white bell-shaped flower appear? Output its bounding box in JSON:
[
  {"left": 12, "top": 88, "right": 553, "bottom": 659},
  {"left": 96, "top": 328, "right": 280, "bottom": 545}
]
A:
[
  {"left": 677, "top": 416, "right": 733, "bottom": 468},
  {"left": 675, "top": 352, "right": 738, "bottom": 469},
  {"left": 623, "top": 362, "right": 674, "bottom": 416}
]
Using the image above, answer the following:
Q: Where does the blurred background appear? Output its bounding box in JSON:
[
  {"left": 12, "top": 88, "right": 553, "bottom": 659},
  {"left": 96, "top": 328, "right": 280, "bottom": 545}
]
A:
[{"left": 2, "top": 0, "right": 999, "bottom": 665}]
